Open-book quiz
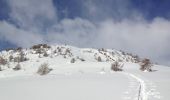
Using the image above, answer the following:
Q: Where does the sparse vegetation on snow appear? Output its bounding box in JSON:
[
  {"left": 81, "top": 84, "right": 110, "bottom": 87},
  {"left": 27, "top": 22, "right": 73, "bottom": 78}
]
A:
[
  {"left": 111, "top": 61, "right": 123, "bottom": 71},
  {"left": 70, "top": 58, "right": 76, "bottom": 63},
  {"left": 37, "top": 63, "right": 52, "bottom": 75},
  {"left": 140, "top": 58, "right": 153, "bottom": 72},
  {"left": 13, "top": 63, "right": 21, "bottom": 71},
  {"left": 0, "top": 56, "right": 7, "bottom": 65}
]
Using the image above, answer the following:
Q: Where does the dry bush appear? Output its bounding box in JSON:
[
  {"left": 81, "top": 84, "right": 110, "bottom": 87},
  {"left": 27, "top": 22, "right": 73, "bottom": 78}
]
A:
[
  {"left": 0, "top": 57, "right": 7, "bottom": 65},
  {"left": 35, "top": 48, "right": 43, "bottom": 54},
  {"left": 53, "top": 50, "right": 57, "bottom": 54},
  {"left": 79, "top": 58, "right": 85, "bottom": 61},
  {"left": 140, "top": 58, "right": 152, "bottom": 72},
  {"left": 0, "top": 66, "right": 2, "bottom": 71},
  {"left": 77, "top": 56, "right": 85, "bottom": 61},
  {"left": 111, "top": 61, "right": 123, "bottom": 71},
  {"left": 15, "top": 47, "right": 22, "bottom": 52},
  {"left": 43, "top": 51, "right": 48, "bottom": 57},
  {"left": 37, "top": 63, "right": 52, "bottom": 75},
  {"left": 19, "top": 51, "right": 28, "bottom": 62},
  {"left": 31, "top": 44, "right": 51, "bottom": 49},
  {"left": 97, "top": 56, "right": 102, "bottom": 62},
  {"left": 65, "top": 48, "right": 71, "bottom": 54},
  {"left": 133, "top": 55, "right": 140, "bottom": 63},
  {"left": 63, "top": 55, "right": 66, "bottom": 58},
  {"left": 9, "top": 55, "right": 13, "bottom": 62},
  {"left": 13, "top": 63, "right": 21, "bottom": 71},
  {"left": 70, "top": 58, "right": 76, "bottom": 63},
  {"left": 57, "top": 47, "right": 62, "bottom": 52},
  {"left": 14, "top": 57, "right": 20, "bottom": 62},
  {"left": 13, "top": 53, "right": 28, "bottom": 63}
]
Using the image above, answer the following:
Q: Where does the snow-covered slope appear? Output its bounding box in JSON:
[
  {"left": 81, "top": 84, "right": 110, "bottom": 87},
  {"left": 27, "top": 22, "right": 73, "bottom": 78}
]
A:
[
  {"left": 0, "top": 44, "right": 169, "bottom": 100},
  {"left": 0, "top": 44, "right": 139, "bottom": 77}
]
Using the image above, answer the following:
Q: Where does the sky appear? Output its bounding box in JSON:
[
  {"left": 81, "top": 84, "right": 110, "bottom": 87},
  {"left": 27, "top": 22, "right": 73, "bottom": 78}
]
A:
[{"left": 0, "top": 0, "right": 170, "bottom": 66}]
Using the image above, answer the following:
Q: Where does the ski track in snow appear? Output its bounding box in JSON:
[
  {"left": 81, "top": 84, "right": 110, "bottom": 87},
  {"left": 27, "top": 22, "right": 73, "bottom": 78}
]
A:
[
  {"left": 127, "top": 73, "right": 148, "bottom": 100},
  {"left": 122, "top": 72, "right": 161, "bottom": 100}
]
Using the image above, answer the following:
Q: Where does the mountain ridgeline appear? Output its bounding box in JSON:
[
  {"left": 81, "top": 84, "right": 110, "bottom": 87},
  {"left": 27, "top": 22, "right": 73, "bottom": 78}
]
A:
[{"left": 0, "top": 44, "right": 153, "bottom": 75}]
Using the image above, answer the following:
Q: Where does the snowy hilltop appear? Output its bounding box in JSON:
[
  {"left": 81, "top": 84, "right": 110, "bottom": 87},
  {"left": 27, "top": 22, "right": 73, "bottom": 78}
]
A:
[
  {"left": 0, "top": 44, "right": 169, "bottom": 100},
  {"left": 0, "top": 44, "right": 151, "bottom": 75}
]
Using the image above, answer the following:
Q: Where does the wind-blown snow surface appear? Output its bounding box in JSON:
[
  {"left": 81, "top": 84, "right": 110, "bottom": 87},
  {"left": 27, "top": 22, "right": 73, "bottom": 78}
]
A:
[{"left": 0, "top": 45, "right": 170, "bottom": 100}]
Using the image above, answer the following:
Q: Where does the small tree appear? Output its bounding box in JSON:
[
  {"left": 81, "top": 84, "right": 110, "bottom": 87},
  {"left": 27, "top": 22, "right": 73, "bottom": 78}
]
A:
[
  {"left": 9, "top": 55, "right": 13, "bottom": 62},
  {"left": 36, "top": 48, "right": 43, "bottom": 54},
  {"left": 14, "top": 57, "right": 20, "bottom": 63},
  {"left": 0, "top": 66, "right": 2, "bottom": 71},
  {"left": 111, "top": 61, "right": 123, "bottom": 71},
  {"left": 0, "top": 57, "right": 7, "bottom": 65},
  {"left": 97, "top": 56, "right": 102, "bottom": 62},
  {"left": 140, "top": 58, "right": 152, "bottom": 72},
  {"left": 13, "top": 51, "right": 28, "bottom": 63},
  {"left": 57, "top": 47, "right": 62, "bottom": 53},
  {"left": 65, "top": 48, "right": 71, "bottom": 54},
  {"left": 70, "top": 58, "right": 76, "bottom": 63},
  {"left": 19, "top": 51, "right": 28, "bottom": 62},
  {"left": 13, "top": 63, "right": 21, "bottom": 71},
  {"left": 79, "top": 58, "right": 85, "bottom": 61},
  {"left": 43, "top": 51, "right": 48, "bottom": 57},
  {"left": 63, "top": 55, "right": 66, "bottom": 58},
  {"left": 37, "top": 63, "right": 52, "bottom": 75},
  {"left": 133, "top": 55, "right": 140, "bottom": 63},
  {"left": 77, "top": 56, "right": 85, "bottom": 61}
]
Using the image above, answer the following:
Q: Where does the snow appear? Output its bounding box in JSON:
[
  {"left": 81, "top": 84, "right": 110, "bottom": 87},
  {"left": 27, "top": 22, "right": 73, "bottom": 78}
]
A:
[
  {"left": 0, "top": 73, "right": 129, "bottom": 100},
  {"left": 0, "top": 45, "right": 170, "bottom": 100}
]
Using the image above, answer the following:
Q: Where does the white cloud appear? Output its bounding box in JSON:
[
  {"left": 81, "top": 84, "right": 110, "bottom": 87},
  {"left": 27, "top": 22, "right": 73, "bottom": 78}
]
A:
[
  {"left": 0, "top": 0, "right": 170, "bottom": 66},
  {"left": 82, "top": 0, "right": 142, "bottom": 21},
  {"left": 46, "top": 18, "right": 97, "bottom": 46},
  {"left": 7, "top": 0, "right": 57, "bottom": 33},
  {"left": 94, "top": 18, "right": 170, "bottom": 64},
  {"left": 46, "top": 17, "right": 170, "bottom": 65},
  {"left": 0, "top": 21, "right": 44, "bottom": 47}
]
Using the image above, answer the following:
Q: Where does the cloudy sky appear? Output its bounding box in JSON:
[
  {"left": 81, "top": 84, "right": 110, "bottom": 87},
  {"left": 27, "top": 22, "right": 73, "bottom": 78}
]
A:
[{"left": 0, "top": 0, "right": 170, "bottom": 66}]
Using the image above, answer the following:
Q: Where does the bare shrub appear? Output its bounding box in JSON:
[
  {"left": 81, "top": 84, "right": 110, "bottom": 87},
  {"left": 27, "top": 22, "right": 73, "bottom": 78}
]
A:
[
  {"left": 97, "top": 56, "right": 102, "bottom": 62},
  {"left": 37, "top": 63, "right": 52, "bottom": 75},
  {"left": 35, "top": 48, "right": 43, "bottom": 54},
  {"left": 77, "top": 56, "right": 85, "bottom": 61},
  {"left": 63, "top": 55, "right": 66, "bottom": 58},
  {"left": 31, "top": 44, "right": 51, "bottom": 49},
  {"left": 43, "top": 51, "right": 48, "bottom": 57},
  {"left": 19, "top": 51, "right": 28, "bottom": 62},
  {"left": 0, "top": 66, "right": 2, "bottom": 71},
  {"left": 140, "top": 58, "right": 152, "bottom": 72},
  {"left": 13, "top": 54, "right": 28, "bottom": 63},
  {"left": 111, "top": 61, "right": 123, "bottom": 71},
  {"left": 53, "top": 50, "right": 57, "bottom": 54},
  {"left": 13, "top": 63, "right": 21, "bottom": 71},
  {"left": 15, "top": 47, "right": 22, "bottom": 52},
  {"left": 134, "top": 55, "right": 140, "bottom": 63},
  {"left": 9, "top": 55, "right": 13, "bottom": 62},
  {"left": 79, "top": 58, "right": 85, "bottom": 61},
  {"left": 65, "top": 48, "right": 71, "bottom": 54},
  {"left": 57, "top": 47, "right": 62, "bottom": 52},
  {"left": 99, "top": 48, "right": 106, "bottom": 52},
  {"left": 0, "top": 57, "right": 7, "bottom": 65},
  {"left": 14, "top": 57, "right": 20, "bottom": 62},
  {"left": 70, "top": 58, "right": 76, "bottom": 63}
]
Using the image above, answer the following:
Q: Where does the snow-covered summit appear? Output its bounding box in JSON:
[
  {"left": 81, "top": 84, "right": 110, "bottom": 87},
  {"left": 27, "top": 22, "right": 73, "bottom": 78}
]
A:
[
  {"left": 0, "top": 44, "right": 143, "bottom": 77},
  {"left": 0, "top": 44, "right": 139, "bottom": 63}
]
